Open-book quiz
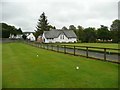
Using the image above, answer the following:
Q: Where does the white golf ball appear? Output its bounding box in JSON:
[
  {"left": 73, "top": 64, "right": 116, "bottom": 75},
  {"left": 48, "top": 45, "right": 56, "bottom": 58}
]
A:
[
  {"left": 76, "top": 66, "right": 79, "bottom": 70},
  {"left": 37, "top": 55, "right": 39, "bottom": 57}
]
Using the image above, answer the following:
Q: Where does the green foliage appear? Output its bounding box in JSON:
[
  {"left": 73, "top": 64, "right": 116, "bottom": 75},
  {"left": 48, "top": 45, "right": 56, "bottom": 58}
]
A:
[
  {"left": 76, "top": 26, "right": 84, "bottom": 42},
  {"left": 68, "top": 25, "right": 85, "bottom": 42},
  {"left": 110, "top": 19, "right": 120, "bottom": 43},
  {"left": 67, "top": 25, "right": 97, "bottom": 43},
  {"left": 59, "top": 19, "right": 119, "bottom": 43},
  {"left": 97, "top": 25, "right": 111, "bottom": 42},
  {"left": 62, "top": 26, "right": 68, "bottom": 30},
  {"left": 48, "top": 25, "right": 56, "bottom": 30},
  {"left": 83, "top": 27, "right": 97, "bottom": 43},
  {"left": 17, "top": 28, "right": 23, "bottom": 34},
  {"left": 35, "top": 12, "right": 49, "bottom": 39},
  {"left": 0, "top": 23, "right": 23, "bottom": 38},
  {"left": 69, "top": 25, "right": 77, "bottom": 36},
  {"left": 69, "top": 25, "right": 76, "bottom": 30},
  {"left": 2, "top": 28, "right": 10, "bottom": 38},
  {"left": 22, "top": 34, "right": 27, "bottom": 40}
]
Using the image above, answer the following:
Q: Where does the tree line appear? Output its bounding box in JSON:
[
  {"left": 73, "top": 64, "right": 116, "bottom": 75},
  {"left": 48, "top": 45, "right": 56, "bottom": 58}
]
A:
[
  {"left": 0, "top": 23, "right": 23, "bottom": 38},
  {"left": 35, "top": 12, "right": 120, "bottom": 43},
  {"left": 62, "top": 22, "right": 119, "bottom": 43}
]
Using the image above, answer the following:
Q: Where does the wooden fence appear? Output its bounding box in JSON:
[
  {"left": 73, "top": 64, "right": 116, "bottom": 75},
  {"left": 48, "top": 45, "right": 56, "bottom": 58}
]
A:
[{"left": 25, "top": 41, "right": 120, "bottom": 64}]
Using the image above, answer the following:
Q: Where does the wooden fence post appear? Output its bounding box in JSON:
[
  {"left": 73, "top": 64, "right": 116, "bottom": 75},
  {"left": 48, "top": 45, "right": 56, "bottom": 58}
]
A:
[
  {"left": 57, "top": 45, "right": 59, "bottom": 52},
  {"left": 64, "top": 45, "right": 66, "bottom": 54},
  {"left": 46, "top": 44, "right": 47, "bottom": 49},
  {"left": 40, "top": 44, "right": 41, "bottom": 48},
  {"left": 52, "top": 45, "right": 53, "bottom": 50},
  {"left": 44, "top": 44, "right": 46, "bottom": 49},
  {"left": 45, "top": 44, "right": 46, "bottom": 49},
  {"left": 42, "top": 44, "right": 43, "bottom": 48},
  {"left": 44, "top": 44, "right": 45, "bottom": 49},
  {"left": 47, "top": 44, "right": 48, "bottom": 50},
  {"left": 57, "top": 45, "right": 58, "bottom": 52},
  {"left": 74, "top": 46, "right": 76, "bottom": 56},
  {"left": 43, "top": 44, "right": 44, "bottom": 48},
  {"left": 86, "top": 47, "right": 88, "bottom": 58},
  {"left": 104, "top": 48, "right": 106, "bottom": 61}
]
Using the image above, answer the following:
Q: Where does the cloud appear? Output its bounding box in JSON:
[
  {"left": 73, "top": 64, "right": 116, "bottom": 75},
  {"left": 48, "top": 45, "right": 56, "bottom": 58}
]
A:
[
  {"left": 1, "top": 0, "right": 119, "bottom": 31},
  {"left": 119, "top": 1, "right": 120, "bottom": 19}
]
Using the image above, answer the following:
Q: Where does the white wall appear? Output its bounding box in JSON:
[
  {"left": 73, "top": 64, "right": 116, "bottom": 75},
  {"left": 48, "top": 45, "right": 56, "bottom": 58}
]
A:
[
  {"left": 27, "top": 33, "right": 36, "bottom": 41},
  {"left": 9, "top": 34, "right": 23, "bottom": 39},
  {"left": 43, "top": 33, "right": 77, "bottom": 43}
]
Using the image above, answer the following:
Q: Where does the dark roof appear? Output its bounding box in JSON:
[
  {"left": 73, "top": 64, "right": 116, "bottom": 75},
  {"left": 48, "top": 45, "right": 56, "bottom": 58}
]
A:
[
  {"left": 44, "top": 29, "right": 77, "bottom": 39},
  {"left": 23, "top": 32, "right": 34, "bottom": 34}
]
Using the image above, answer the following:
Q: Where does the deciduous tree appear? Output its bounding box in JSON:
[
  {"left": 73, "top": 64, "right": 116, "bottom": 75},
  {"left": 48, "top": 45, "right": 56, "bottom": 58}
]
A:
[
  {"left": 97, "top": 25, "right": 110, "bottom": 42},
  {"left": 83, "top": 27, "right": 96, "bottom": 43},
  {"left": 110, "top": 19, "right": 120, "bottom": 43}
]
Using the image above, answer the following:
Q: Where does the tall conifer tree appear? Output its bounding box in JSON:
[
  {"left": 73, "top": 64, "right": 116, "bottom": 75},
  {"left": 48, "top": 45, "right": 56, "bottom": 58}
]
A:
[{"left": 35, "top": 12, "right": 49, "bottom": 38}]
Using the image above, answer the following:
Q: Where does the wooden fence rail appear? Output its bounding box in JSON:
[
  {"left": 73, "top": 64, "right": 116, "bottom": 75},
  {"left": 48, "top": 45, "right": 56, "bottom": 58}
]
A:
[{"left": 25, "top": 41, "right": 119, "bottom": 64}]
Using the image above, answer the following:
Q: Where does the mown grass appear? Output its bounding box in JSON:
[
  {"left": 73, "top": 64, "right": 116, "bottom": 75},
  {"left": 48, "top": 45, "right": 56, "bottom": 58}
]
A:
[
  {"left": 0, "top": 43, "right": 2, "bottom": 89},
  {"left": 2, "top": 43, "right": 118, "bottom": 88}
]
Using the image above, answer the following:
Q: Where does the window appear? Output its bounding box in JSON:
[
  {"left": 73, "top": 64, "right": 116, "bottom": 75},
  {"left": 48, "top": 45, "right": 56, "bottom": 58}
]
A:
[
  {"left": 63, "top": 35, "right": 64, "bottom": 39},
  {"left": 60, "top": 35, "right": 62, "bottom": 39},
  {"left": 60, "top": 34, "right": 65, "bottom": 39}
]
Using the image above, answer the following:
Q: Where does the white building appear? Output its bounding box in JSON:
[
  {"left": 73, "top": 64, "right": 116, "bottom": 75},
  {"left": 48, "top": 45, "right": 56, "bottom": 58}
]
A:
[
  {"left": 9, "top": 34, "right": 23, "bottom": 39},
  {"left": 42, "top": 29, "right": 77, "bottom": 43},
  {"left": 27, "top": 33, "right": 36, "bottom": 41}
]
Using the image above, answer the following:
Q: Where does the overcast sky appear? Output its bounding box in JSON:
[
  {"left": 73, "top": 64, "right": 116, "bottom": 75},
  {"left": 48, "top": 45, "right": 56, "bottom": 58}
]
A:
[{"left": 1, "top": 0, "right": 119, "bottom": 32}]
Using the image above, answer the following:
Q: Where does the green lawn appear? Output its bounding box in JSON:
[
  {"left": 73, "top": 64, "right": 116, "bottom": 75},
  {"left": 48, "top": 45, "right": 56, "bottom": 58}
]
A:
[
  {"left": 2, "top": 43, "right": 118, "bottom": 88},
  {"left": 0, "top": 43, "right": 2, "bottom": 89}
]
